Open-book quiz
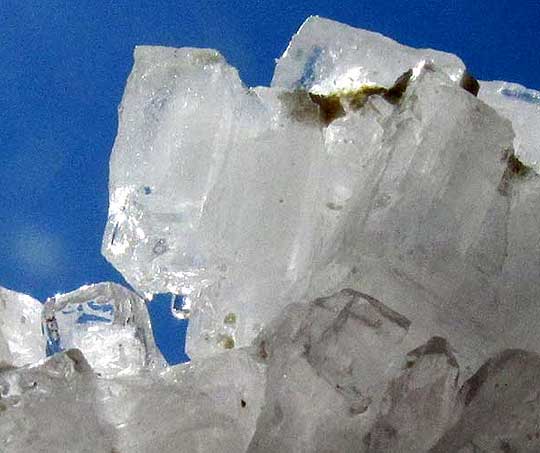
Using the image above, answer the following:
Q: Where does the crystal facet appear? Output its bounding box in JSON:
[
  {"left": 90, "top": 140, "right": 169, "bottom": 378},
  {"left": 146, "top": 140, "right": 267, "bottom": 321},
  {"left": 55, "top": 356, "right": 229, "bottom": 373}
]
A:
[
  {"left": 272, "top": 16, "right": 466, "bottom": 94},
  {"left": 0, "top": 348, "right": 265, "bottom": 453},
  {"left": 479, "top": 81, "right": 540, "bottom": 172},
  {"left": 0, "top": 350, "right": 113, "bottom": 453},
  {"left": 42, "top": 282, "right": 164, "bottom": 377},
  {"left": 4, "top": 15, "right": 540, "bottom": 453},
  {"left": 0, "top": 286, "right": 44, "bottom": 367}
]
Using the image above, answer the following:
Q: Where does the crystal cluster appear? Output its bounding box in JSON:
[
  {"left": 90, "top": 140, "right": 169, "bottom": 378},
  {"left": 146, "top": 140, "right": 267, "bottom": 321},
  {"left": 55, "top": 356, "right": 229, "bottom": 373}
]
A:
[{"left": 3, "top": 16, "right": 540, "bottom": 452}]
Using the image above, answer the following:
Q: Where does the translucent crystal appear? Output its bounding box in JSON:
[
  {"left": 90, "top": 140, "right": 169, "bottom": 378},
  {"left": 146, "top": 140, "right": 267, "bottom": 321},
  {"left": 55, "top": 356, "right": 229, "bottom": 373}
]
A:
[
  {"left": 248, "top": 290, "right": 413, "bottom": 452},
  {"left": 479, "top": 81, "right": 540, "bottom": 172},
  {"left": 311, "top": 65, "right": 519, "bottom": 376},
  {"left": 0, "top": 348, "right": 265, "bottom": 453},
  {"left": 432, "top": 349, "right": 540, "bottom": 452},
  {"left": 42, "top": 282, "right": 164, "bottom": 377},
  {"left": 272, "top": 16, "right": 466, "bottom": 93},
  {"left": 366, "top": 337, "right": 460, "bottom": 451},
  {"left": 102, "top": 16, "right": 540, "bottom": 370},
  {"left": 0, "top": 350, "right": 114, "bottom": 453},
  {"left": 102, "top": 46, "right": 326, "bottom": 356},
  {"left": 0, "top": 286, "right": 44, "bottom": 367},
  {"left": 93, "top": 16, "right": 540, "bottom": 450},
  {"left": 98, "top": 348, "right": 266, "bottom": 453}
]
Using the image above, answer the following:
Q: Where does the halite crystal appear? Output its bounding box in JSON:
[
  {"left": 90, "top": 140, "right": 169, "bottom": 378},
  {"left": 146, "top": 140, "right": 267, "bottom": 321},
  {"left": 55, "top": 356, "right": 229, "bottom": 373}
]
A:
[
  {"left": 3, "top": 15, "right": 540, "bottom": 453},
  {"left": 366, "top": 337, "right": 460, "bottom": 451},
  {"left": 431, "top": 349, "right": 540, "bottom": 452},
  {"left": 103, "top": 16, "right": 509, "bottom": 362},
  {"left": 103, "top": 45, "right": 328, "bottom": 357},
  {"left": 42, "top": 282, "right": 164, "bottom": 377},
  {"left": 272, "top": 16, "right": 465, "bottom": 93},
  {"left": 0, "top": 350, "right": 113, "bottom": 453},
  {"left": 97, "top": 348, "right": 265, "bottom": 453},
  {"left": 0, "top": 286, "right": 44, "bottom": 367},
  {"left": 248, "top": 290, "right": 414, "bottom": 452},
  {"left": 103, "top": 13, "right": 540, "bottom": 375},
  {"left": 479, "top": 81, "right": 540, "bottom": 172},
  {"left": 8, "top": 286, "right": 540, "bottom": 452}
]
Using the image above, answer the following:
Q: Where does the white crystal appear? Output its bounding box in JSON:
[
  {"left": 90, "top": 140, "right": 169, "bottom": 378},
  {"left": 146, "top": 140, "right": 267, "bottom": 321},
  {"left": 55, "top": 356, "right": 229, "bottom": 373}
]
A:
[
  {"left": 4, "top": 15, "right": 539, "bottom": 452},
  {"left": 0, "top": 347, "right": 265, "bottom": 453},
  {"left": 0, "top": 286, "right": 44, "bottom": 367},
  {"left": 479, "top": 81, "right": 540, "bottom": 172},
  {"left": 432, "top": 349, "right": 540, "bottom": 452},
  {"left": 314, "top": 66, "right": 518, "bottom": 376},
  {"left": 103, "top": 45, "right": 327, "bottom": 356},
  {"left": 102, "top": 16, "right": 540, "bottom": 372},
  {"left": 102, "top": 21, "right": 470, "bottom": 359},
  {"left": 0, "top": 350, "right": 113, "bottom": 453},
  {"left": 98, "top": 348, "right": 266, "bottom": 452},
  {"left": 4, "top": 287, "right": 540, "bottom": 452},
  {"left": 367, "top": 337, "right": 460, "bottom": 451},
  {"left": 249, "top": 290, "right": 414, "bottom": 452},
  {"left": 42, "top": 282, "right": 164, "bottom": 377},
  {"left": 272, "top": 16, "right": 466, "bottom": 93}
]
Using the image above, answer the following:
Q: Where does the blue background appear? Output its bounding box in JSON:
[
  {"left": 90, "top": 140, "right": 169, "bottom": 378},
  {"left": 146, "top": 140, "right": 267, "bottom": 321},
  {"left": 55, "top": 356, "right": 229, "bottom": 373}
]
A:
[{"left": 1, "top": 1, "right": 539, "bottom": 364}]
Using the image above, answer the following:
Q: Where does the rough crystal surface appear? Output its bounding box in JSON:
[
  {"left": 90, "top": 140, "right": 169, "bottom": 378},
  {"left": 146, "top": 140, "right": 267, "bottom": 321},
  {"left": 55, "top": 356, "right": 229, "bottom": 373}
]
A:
[
  {"left": 103, "top": 45, "right": 327, "bottom": 356},
  {"left": 0, "top": 350, "right": 113, "bottom": 453},
  {"left": 98, "top": 348, "right": 266, "bottom": 452},
  {"left": 365, "top": 337, "right": 460, "bottom": 452},
  {"left": 312, "top": 65, "right": 522, "bottom": 376},
  {"left": 432, "top": 349, "right": 540, "bottom": 452},
  {"left": 0, "top": 348, "right": 265, "bottom": 453}
]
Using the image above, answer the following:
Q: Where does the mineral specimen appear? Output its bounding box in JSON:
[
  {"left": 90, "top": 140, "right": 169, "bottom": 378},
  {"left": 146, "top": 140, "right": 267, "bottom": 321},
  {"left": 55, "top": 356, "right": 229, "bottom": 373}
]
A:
[{"left": 3, "top": 15, "right": 540, "bottom": 453}]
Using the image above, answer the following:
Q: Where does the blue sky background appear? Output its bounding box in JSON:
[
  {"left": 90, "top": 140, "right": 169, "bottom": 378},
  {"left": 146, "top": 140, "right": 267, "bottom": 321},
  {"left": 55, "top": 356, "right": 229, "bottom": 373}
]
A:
[{"left": 1, "top": 1, "right": 539, "bottom": 364}]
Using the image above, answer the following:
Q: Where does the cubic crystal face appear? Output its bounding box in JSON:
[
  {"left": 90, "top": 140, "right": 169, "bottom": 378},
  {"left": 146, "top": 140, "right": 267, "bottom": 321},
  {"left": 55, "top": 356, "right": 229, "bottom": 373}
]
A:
[
  {"left": 102, "top": 46, "right": 329, "bottom": 356},
  {"left": 248, "top": 290, "right": 414, "bottom": 452},
  {"left": 366, "top": 337, "right": 460, "bottom": 452},
  {"left": 272, "top": 16, "right": 465, "bottom": 93},
  {"left": 97, "top": 348, "right": 266, "bottom": 453},
  {"left": 103, "top": 21, "right": 540, "bottom": 367},
  {"left": 431, "top": 349, "right": 540, "bottom": 452},
  {"left": 42, "top": 282, "right": 164, "bottom": 377}
]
